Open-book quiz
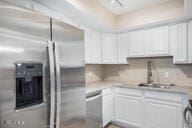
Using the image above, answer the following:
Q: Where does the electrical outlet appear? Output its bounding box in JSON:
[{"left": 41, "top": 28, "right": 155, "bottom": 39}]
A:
[{"left": 164, "top": 72, "right": 169, "bottom": 78}]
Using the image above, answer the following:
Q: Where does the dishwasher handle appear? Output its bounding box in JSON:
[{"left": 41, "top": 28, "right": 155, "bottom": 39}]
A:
[{"left": 86, "top": 93, "right": 102, "bottom": 102}]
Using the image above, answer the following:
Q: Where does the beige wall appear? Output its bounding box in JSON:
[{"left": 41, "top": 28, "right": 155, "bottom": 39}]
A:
[
  {"left": 115, "top": 0, "right": 184, "bottom": 29},
  {"left": 30, "top": 0, "right": 185, "bottom": 30},
  {"left": 67, "top": 0, "right": 115, "bottom": 28},
  {"left": 86, "top": 57, "right": 192, "bottom": 87},
  {"left": 66, "top": 0, "right": 184, "bottom": 30}
]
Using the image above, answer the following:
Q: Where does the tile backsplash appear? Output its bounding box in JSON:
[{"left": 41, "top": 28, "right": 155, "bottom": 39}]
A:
[
  {"left": 85, "top": 57, "right": 192, "bottom": 86},
  {"left": 85, "top": 64, "right": 103, "bottom": 83}
]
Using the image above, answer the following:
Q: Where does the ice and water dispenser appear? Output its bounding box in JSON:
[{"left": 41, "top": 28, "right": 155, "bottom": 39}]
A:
[{"left": 15, "top": 62, "right": 43, "bottom": 109}]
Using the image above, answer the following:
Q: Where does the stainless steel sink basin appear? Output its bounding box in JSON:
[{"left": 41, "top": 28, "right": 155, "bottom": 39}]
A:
[{"left": 138, "top": 83, "right": 171, "bottom": 89}]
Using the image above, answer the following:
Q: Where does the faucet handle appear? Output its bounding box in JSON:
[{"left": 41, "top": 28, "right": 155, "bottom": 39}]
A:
[{"left": 148, "top": 79, "right": 153, "bottom": 83}]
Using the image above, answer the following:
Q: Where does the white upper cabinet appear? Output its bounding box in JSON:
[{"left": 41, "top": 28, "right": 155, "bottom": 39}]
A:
[
  {"left": 170, "top": 23, "right": 188, "bottom": 64},
  {"left": 85, "top": 23, "right": 190, "bottom": 64},
  {"left": 147, "top": 25, "right": 170, "bottom": 56},
  {"left": 128, "top": 30, "right": 147, "bottom": 57},
  {"left": 128, "top": 25, "right": 170, "bottom": 58},
  {"left": 84, "top": 30, "right": 92, "bottom": 63},
  {"left": 102, "top": 34, "right": 118, "bottom": 64},
  {"left": 91, "top": 31, "right": 102, "bottom": 64},
  {"left": 184, "top": 0, "right": 192, "bottom": 17},
  {"left": 84, "top": 30, "right": 102, "bottom": 64},
  {"left": 85, "top": 30, "right": 128, "bottom": 64},
  {"left": 188, "top": 20, "right": 192, "bottom": 63},
  {"left": 118, "top": 33, "right": 129, "bottom": 64}
]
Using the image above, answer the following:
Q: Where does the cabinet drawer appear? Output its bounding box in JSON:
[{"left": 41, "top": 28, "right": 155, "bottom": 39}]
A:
[
  {"left": 113, "top": 87, "right": 142, "bottom": 97},
  {"left": 145, "top": 91, "right": 183, "bottom": 103}
]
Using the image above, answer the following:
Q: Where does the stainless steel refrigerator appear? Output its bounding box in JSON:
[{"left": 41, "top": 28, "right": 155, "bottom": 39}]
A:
[{"left": 0, "top": 1, "right": 86, "bottom": 128}]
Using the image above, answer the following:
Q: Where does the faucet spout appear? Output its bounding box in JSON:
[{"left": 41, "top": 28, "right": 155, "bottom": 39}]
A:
[{"left": 147, "top": 61, "right": 153, "bottom": 84}]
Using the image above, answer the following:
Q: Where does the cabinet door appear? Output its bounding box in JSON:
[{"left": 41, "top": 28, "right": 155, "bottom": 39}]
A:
[
  {"left": 91, "top": 31, "right": 102, "bottom": 63},
  {"left": 103, "top": 94, "right": 113, "bottom": 127},
  {"left": 118, "top": 33, "right": 129, "bottom": 64},
  {"left": 115, "top": 95, "right": 142, "bottom": 127},
  {"left": 148, "top": 26, "right": 170, "bottom": 56},
  {"left": 188, "top": 20, "right": 192, "bottom": 63},
  {"left": 128, "top": 30, "right": 147, "bottom": 57},
  {"left": 84, "top": 30, "right": 92, "bottom": 63},
  {"left": 170, "top": 23, "right": 188, "bottom": 64},
  {"left": 102, "top": 34, "right": 118, "bottom": 64},
  {"left": 144, "top": 99, "right": 182, "bottom": 128},
  {"left": 184, "top": 0, "right": 192, "bottom": 17}
]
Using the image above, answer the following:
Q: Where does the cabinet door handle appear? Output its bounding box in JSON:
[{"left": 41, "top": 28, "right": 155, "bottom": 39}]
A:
[{"left": 184, "top": 106, "right": 192, "bottom": 128}]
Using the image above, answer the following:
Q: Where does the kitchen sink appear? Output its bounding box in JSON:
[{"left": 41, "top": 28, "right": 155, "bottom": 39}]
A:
[{"left": 138, "top": 83, "right": 171, "bottom": 89}]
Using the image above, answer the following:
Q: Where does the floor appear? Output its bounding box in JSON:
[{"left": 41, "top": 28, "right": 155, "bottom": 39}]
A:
[{"left": 106, "top": 124, "right": 123, "bottom": 128}]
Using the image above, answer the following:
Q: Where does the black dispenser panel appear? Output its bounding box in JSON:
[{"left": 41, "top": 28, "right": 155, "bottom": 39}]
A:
[{"left": 15, "top": 62, "right": 43, "bottom": 109}]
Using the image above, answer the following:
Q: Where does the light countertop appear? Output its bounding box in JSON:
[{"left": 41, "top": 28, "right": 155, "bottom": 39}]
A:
[{"left": 86, "top": 81, "right": 192, "bottom": 100}]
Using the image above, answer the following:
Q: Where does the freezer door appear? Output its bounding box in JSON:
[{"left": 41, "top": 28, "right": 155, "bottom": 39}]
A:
[
  {"left": 0, "top": 1, "right": 53, "bottom": 128},
  {"left": 52, "top": 19, "right": 86, "bottom": 128}
]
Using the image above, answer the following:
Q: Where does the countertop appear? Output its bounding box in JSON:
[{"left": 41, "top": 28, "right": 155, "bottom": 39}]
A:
[{"left": 86, "top": 81, "right": 192, "bottom": 100}]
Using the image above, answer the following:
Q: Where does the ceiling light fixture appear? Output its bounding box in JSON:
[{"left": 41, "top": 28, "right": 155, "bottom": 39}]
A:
[
  {"left": 109, "top": 0, "right": 124, "bottom": 7},
  {"left": 110, "top": 0, "right": 116, "bottom": 4},
  {"left": 116, "top": 0, "right": 124, "bottom": 7}
]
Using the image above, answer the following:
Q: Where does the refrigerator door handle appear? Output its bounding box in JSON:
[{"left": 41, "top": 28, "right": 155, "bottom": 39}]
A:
[
  {"left": 47, "top": 41, "right": 56, "bottom": 128},
  {"left": 53, "top": 42, "right": 61, "bottom": 128}
]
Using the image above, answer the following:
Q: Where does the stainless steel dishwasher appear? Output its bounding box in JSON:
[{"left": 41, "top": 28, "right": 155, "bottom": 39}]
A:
[{"left": 86, "top": 91, "right": 103, "bottom": 128}]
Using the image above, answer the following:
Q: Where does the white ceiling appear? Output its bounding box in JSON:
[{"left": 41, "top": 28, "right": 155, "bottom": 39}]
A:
[{"left": 98, "top": 0, "right": 179, "bottom": 15}]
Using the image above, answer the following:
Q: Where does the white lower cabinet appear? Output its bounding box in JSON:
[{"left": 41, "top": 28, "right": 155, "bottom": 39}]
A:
[
  {"left": 102, "top": 89, "right": 113, "bottom": 127},
  {"left": 115, "top": 95, "right": 142, "bottom": 127},
  {"left": 113, "top": 88, "right": 143, "bottom": 127},
  {"left": 144, "top": 99, "right": 182, "bottom": 128},
  {"left": 102, "top": 87, "right": 186, "bottom": 128},
  {"left": 103, "top": 94, "right": 113, "bottom": 127}
]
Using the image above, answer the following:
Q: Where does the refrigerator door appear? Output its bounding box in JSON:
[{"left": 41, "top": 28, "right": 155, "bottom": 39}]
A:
[
  {"left": 52, "top": 19, "right": 86, "bottom": 128},
  {"left": 0, "top": 1, "right": 53, "bottom": 128}
]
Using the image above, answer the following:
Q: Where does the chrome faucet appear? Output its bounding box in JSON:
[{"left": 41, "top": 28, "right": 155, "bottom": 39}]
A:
[{"left": 147, "top": 61, "right": 153, "bottom": 84}]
